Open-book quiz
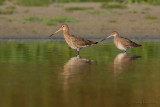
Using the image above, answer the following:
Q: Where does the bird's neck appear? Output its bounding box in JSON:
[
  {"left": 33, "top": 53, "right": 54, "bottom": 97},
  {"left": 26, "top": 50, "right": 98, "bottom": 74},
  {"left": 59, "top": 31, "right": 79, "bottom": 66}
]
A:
[
  {"left": 114, "top": 35, "right": 120, "bottom": 42},
  {"left": 63, "top": 30, "right": 69, "bottom": 36},
  {"left": 115, "top": 34, "right": 119, "bottom": 37},
  {"left": 63, "top": 29, "right": 70, "bottom": 38},
  {"left": 114, "top": 35, "right": 120, "bottom": 39}
]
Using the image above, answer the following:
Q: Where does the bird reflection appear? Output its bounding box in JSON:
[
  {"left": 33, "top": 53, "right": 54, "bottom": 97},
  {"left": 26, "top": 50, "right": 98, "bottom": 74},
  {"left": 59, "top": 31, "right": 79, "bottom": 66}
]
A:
[
  {"left": 114, "top": 53, "right": 141, "bottom": 77},
  {"left": 62, "top": 55, "right": 95, "bottom": 91}
]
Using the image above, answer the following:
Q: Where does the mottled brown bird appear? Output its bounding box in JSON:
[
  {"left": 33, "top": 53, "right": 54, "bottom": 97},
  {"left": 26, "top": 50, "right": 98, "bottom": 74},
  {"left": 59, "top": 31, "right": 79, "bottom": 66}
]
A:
[
  {"left": 101, "top": 31, "right": 141, "bottom": 52},
  {"left": 50, "top": 24, "right": 98, "bottom": 55}
]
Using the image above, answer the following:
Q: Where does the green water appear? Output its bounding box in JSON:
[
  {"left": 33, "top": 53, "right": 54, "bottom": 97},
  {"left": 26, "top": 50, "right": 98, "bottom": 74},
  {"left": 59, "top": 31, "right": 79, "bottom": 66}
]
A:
[{"left": 0, "top": 41, "right": 160, "bottom": 107}]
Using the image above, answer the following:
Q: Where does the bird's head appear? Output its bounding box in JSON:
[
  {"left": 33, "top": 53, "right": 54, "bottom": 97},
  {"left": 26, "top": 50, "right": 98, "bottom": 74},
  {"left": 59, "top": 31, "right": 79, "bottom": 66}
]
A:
[
  {"left": 49, "top": 24, "right": 69, "bottom": 37},
  {"left": 106, "top": 31, "right": 119, "bottom": 39},
  {"left": 100, "top": 31, "right": 119, "bottom": 42}
]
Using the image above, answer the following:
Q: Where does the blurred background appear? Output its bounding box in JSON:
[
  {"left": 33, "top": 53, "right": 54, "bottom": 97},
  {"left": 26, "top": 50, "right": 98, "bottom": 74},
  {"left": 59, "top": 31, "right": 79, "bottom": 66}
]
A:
[
  {"left": 0, "top": 1, "right": 160, "bottom": 107},
  {"left": 0, "top": 0, "right": 160, "bottom": 38}
]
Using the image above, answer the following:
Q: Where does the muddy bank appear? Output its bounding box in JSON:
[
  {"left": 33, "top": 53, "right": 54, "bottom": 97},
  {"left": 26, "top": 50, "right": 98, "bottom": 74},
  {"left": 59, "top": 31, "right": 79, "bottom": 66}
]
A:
[{"left": 0, "top": 2, "right": 160, "bottom": 38}]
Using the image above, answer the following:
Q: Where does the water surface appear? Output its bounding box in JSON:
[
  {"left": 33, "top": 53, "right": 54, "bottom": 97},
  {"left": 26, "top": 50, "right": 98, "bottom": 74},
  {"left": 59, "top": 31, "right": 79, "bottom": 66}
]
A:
[{"left": 0, "top": 41, "right": 160, "bottom": 107}]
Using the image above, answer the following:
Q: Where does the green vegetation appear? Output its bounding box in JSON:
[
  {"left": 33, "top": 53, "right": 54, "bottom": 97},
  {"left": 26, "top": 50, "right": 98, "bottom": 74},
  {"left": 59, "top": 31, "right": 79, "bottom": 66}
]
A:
[
  {"left": 6, "top": 5, "right": 16, "bottom": 10},
  {"left": 146, "top": 20, "right": 159, "bottom": 24},
  {"left": 55, "top": 3, "right": 64, "bottom": 7},
  {"left": 107, "top": 10, "right": 119, "bottom": 14},
  {"left": 0, "top": 0, "right": 160, "bottom": 6},
  {"left": 88, "top": 10, "right": 119, "bottom": 15},
  {"left": 18, "top": 16, "right": 43, "bottom": 23},
  {"left": 0, "top": 0, "right": 5, "bottom": 5},
  {"left": 88, "top": 10, "right": 106, "bottom": 14},
  {"left": 101, "top": 3, "right": 127, "bottom": 9},
  {"left": 15, "top": 16, "right": 79, "bottom": 26},
  {"left": 145, "top": 16, "right": 158, "bottom": 20},
  {"left": 127, "top": 0, "right": 160, "bottom": 5},
  {"left": 108, "top": 19, "right": 117, "bottom": 23},
  {"left": 65, "top": 6, "right": 93, "bottom": 12},
  {"left": 0, "top": 6, "right": 16, "bottom": 14},
  {"left": 16, "top": 0, "right": 52, "bottom": 6},
  {"left": 44, "top": 16, "right": 79, "bottom": 25},
  {"left": 0, "top": 9, "right": 13, "bottom": 14},
  {"left": 128, "top": 9, "right": 137, "bottom": 13},
  {"left": 0, "top": 9, "right": 14, "bottom": 14},
  {"left": 7, "top": 18, "right": 14, "bottom": 22}
]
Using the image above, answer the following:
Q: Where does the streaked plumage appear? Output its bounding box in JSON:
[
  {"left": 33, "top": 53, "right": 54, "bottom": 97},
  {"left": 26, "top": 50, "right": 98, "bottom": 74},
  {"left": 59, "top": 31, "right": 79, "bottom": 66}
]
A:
[
  {"left": 50, "top": 24, "right": 98, "bottom": 55},
  {"left": 101, "top": 31, "right": 141, "bottom": 52}
]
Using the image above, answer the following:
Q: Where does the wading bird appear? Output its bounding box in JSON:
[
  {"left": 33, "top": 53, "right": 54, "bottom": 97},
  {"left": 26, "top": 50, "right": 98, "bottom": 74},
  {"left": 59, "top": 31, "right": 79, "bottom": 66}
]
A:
[
  {"left": 101, "top": 31, "right": 141, "bottom": 52},
  {"left": 50, "top": 24, "right": 98, "bottom": 55}
]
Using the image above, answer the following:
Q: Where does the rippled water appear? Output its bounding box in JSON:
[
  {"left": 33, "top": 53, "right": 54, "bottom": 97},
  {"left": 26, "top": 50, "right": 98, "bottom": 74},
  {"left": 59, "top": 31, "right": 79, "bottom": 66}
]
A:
[{"left": 0, "top": 40, "right": 160, "bottom": 107}]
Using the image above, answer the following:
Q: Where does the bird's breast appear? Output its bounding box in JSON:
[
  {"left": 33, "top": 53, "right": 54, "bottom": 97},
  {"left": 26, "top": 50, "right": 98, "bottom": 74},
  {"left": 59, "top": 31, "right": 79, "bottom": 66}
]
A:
[
  {"left": 64, "top": 36, "right": 77, "bottom": 49},
  {"left": 117, "top": 43, "right": 126, "bottom": 51},
  {"left": 114, "top": 38, "right": 126, "bottom": 51}
]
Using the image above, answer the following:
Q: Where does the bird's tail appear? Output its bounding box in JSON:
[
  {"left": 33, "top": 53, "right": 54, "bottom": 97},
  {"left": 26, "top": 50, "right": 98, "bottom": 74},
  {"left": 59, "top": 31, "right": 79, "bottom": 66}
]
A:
[
  {"left": 89, "top": 41, "right": 98, "bottom": 45},
  {"left": 86, "top": 40, "right": 99, "bottom": 46},
  {"left": 135, "top": 44, "right": 142, "bottom": 47},
  {"left": 94, "top": 42, "right": 98, "bottom": 44}
]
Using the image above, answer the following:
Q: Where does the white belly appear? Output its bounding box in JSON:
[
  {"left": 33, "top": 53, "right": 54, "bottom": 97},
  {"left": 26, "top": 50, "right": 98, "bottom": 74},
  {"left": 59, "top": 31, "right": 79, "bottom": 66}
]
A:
[{"left": 117, "top": 43, "right": 126, "bottom": 51}]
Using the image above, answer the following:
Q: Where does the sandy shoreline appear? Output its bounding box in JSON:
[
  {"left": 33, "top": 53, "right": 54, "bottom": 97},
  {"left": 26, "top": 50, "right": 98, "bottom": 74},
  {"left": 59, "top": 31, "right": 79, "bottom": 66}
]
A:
[{"left": 0, "top": 2, "right": 160, "bottom": 38}]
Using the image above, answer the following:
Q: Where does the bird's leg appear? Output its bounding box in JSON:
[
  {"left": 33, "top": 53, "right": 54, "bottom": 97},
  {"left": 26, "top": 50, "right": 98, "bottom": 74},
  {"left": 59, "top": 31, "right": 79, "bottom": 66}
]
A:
[
  {"left": 76, "top": 55, "right": 80, "bottom": 58},
  {"left": 121, "top": 50, "right": 126, "bottom": 53},
  {"left": 124, "top": 49, "right": 127, "bottom": 53},
  {"left": 76, "top": 50, "right": 78, "bottom": 56},
  {"left": 77, "top": 49, "right": 80, "bottom": 55},
  {"left": 76, "top": 48, "right": 80, "bottom": 55}
]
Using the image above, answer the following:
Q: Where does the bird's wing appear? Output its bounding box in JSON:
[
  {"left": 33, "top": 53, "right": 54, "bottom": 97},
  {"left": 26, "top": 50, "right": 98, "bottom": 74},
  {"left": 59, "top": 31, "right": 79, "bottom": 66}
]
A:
[
  {"left": 70, "top": 35, "right": 98, "bottom": 48},
  {"left": 119, "top": 37, "right": 140, "bottom": 48}
]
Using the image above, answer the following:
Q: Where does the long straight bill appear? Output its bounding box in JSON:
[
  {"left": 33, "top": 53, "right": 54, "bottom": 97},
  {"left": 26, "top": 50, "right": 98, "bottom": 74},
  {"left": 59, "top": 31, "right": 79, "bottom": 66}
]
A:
[
  {"left": 49, "top": 27, "right": 62, "bottom": 37},
  {"left": 106, "top": 35, "right": 113, "bottom": 39},
  {"left": 49, "top": 34, "right": 54, "bottom": 37},
  {"left": 100, "top": 35, "right": 113, "bottom": 42}
]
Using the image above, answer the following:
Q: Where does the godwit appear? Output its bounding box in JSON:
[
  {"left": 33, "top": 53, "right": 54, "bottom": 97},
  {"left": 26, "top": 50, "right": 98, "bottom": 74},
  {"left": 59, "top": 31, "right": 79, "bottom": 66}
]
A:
[
  {"left": 101, "top": 31, "right": 141, "bottom": 52},
  {"left": 50, "top": 24, "right": 98, "bottom": 55}
]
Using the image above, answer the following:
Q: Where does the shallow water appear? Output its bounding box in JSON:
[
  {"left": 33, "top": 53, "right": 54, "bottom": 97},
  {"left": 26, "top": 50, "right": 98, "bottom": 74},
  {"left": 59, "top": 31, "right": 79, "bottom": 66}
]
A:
[{"left": 0, "top": 41, "right": 160, "bottom": 107}]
